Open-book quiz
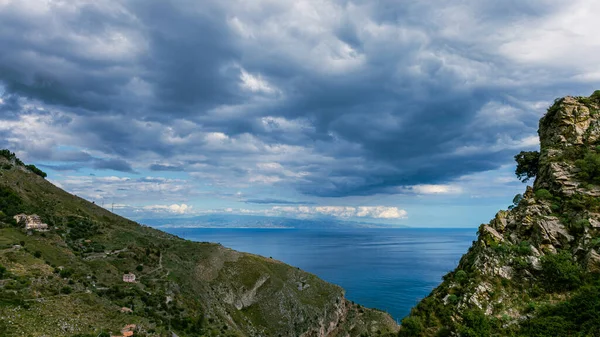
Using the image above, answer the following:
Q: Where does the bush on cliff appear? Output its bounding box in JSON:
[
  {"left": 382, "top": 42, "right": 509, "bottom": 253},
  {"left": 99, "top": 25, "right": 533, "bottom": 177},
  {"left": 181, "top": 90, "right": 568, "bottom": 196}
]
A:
[
  {"left": 0, "top": 149, "right": 24, "bottom": 165},
  {"left": 575, "top": 151, "right": 600, "bottom": 184},
  {"left": 540, "top": 251, "right": 582, "bottom": 292},
  {"left": 457, "top": 309, "right": 491, "bottom": 337},
  {"left": 515, "top": 151, "right": 540, "bottom": 182},
  {"left": 25, "top": 164, "right": 47, "bottom": 178}
]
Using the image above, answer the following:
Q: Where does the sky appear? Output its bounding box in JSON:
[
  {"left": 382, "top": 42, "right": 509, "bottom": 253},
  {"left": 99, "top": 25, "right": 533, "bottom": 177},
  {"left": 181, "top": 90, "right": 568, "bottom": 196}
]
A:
[{"left": 0, "top": 0, "right": 599, "bottom": 227}]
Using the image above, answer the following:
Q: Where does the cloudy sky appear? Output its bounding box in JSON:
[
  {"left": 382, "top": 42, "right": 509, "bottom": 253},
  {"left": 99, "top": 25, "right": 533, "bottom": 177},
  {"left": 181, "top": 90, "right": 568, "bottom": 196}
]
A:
[{"left": 0, "top": 0, "right": 598, "bottom": 227}]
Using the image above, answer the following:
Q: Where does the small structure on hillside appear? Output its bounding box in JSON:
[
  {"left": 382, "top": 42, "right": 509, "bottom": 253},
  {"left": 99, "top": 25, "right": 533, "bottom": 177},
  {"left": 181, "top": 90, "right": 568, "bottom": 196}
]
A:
[
  {"left": 121, "top": 324, "right": 136, "bottom": 336},
  {"left": 122, "top": 273, "right": 136, "bottom": 283},
  {"left": 110, "top": 324, "right": 136, "bottom": 337},
  {"left": 111, "top": 324, "right": 137, "bottom": 337},
  {"left": 13, "top": 214, "right": 48, "bottom": 230},
  {"left": 120, "top": 307, "right": 133, "bottom": 313}
]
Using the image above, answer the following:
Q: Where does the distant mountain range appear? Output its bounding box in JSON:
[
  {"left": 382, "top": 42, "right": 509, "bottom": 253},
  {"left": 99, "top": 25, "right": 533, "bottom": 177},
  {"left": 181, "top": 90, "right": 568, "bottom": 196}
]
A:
[{"left": 139, "top": 214, "right": 409, "bottom": 229}]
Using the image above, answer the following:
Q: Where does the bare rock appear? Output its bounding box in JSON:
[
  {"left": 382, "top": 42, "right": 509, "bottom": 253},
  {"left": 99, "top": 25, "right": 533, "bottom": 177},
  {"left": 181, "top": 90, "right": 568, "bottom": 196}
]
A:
[
  {"left": 534, "top": 217, "right": 574, "bottom": 247},
  {"left": 480, "top": 225, "right": 504, "bottom": 245},
  {"left": 585, "top": 250, "right": 600, "bottom": 273}
]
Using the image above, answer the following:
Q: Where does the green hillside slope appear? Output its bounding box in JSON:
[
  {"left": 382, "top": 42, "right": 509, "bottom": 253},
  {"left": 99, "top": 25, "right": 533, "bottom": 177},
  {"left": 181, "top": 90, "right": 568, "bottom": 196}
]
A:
[{"left": 0, "top": 152, "right": 398, "bottom": 337}]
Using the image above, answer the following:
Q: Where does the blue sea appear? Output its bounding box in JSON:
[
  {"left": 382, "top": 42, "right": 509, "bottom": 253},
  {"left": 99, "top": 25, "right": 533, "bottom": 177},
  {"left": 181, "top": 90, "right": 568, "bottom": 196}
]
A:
[{"left": 163, "top": 228, "right": 476, "bottom": 321}]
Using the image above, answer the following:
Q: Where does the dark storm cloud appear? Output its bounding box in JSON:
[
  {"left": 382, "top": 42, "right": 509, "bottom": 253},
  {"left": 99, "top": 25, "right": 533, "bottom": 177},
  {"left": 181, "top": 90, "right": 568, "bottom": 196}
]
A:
[
  {"left": 92, "top": 158, "right": 136, "bottom": 173},
  {"left": 149, "top": 164, "right": 185, "bottom": 172},
  {"left": 38, "top": 163, "right": 84, "bottom": 171},
  {"left": 0, "top": 0, "right": 597, "bottom": 197},
  {"left": 39, "top": 157, "right": 135, "bottom": 173},
  {"left": 245, "top": 198, "right": 315, "bottom": 205}
]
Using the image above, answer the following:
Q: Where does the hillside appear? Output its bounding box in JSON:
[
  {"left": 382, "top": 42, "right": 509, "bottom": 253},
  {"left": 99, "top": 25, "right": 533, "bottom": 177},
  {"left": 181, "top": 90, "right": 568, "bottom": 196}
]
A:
[
  {"left": 0, "top": 152, "right": 398, "bottom": 336},
  {"left": 399, "top": 91, "right": 600, "bottom": 336}
]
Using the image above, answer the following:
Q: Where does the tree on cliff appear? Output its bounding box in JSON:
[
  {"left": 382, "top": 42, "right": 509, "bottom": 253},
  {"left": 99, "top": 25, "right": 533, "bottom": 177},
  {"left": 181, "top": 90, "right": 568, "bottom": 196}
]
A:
[{"left": 514, "top": 150, "right": 540, "bottom": 182}]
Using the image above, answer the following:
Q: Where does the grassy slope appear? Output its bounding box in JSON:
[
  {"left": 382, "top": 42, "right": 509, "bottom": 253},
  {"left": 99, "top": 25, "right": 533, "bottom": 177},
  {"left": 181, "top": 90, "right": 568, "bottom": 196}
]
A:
[{"left": 0, "top": 160, "right": 398, "bottom": 337}]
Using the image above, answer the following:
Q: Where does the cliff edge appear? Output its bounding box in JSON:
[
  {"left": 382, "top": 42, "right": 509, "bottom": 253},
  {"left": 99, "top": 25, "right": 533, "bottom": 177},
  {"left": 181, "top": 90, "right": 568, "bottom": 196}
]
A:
[{"left": 400, "top": 91, "right": 600, "bottom": 336}]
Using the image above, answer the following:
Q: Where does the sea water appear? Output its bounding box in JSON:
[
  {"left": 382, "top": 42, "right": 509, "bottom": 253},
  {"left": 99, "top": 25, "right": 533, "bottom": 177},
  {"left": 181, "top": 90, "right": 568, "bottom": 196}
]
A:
[{"left": 163, "top": 227, "right": 476, "bottom": 321}]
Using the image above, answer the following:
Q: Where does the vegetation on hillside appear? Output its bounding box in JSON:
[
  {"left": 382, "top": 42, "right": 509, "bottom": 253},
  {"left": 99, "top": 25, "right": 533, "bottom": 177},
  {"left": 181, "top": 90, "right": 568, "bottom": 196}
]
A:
[
  {"left": 575, "top": 149, "right": 600, "bottom": 184},
  {"left": 0, "top": 149, "right": 47, "bottom": 178},
  {"left": 0, "top": 151, "right": 397, "bottom": 337},
  {"left": 0, "top": 149, "right": 24, "bottom": 166}
]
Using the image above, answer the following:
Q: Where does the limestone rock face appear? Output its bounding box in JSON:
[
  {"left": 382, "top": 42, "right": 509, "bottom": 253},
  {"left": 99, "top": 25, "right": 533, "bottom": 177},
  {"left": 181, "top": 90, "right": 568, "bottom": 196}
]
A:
[
  {"left": 584, "top": 249, "right": 600, "bottom": 273},
  {"left": 534, "top": 216, "right": 573, "bottom": 247},
  {"left": 536, "top": 96, "right": 600, "bottom": 195},
  {"left": 402, "top": 92, "right": 600, "bottom": 335}
]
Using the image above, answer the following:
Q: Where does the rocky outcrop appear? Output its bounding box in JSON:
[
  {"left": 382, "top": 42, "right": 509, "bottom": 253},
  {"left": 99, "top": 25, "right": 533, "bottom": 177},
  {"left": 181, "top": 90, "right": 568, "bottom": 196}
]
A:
[
  {"left": 536, "top": 95, "right": 600, "bottom": 195},
  {"left": 401, "top": 92, "right": 600, "bottom": 336}
]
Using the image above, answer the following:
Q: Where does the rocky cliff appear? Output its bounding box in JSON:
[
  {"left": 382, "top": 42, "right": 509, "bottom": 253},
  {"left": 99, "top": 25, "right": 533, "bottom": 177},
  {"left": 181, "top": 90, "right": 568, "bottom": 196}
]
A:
[
  {"left": 400, "top": 91, "right": 600, "bottom": 336},
  {"left": 0, "top": 152, "right": 398, "bottom": 337}
]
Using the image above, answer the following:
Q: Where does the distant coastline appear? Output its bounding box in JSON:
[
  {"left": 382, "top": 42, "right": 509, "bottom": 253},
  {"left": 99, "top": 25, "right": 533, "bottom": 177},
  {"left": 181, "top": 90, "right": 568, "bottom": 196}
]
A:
[{"left": 140, "top": 213, "right": 409, "bottom": 230}]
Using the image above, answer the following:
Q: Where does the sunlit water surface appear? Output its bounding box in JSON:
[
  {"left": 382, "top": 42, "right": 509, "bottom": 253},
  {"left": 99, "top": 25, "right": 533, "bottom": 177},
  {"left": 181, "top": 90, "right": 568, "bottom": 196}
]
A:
[{"left": 163, "top": 228, "right": 476, "bottom": 321}]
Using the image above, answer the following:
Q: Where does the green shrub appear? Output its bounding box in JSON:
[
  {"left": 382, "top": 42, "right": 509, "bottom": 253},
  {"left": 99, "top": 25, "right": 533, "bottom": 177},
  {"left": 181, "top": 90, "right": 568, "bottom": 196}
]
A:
[
  {"left": 136, "top": 265, "right": 143, "bottom": 272},
  {"left": 33, "top": 251, "right": 42, "bottom": 258},
  {"left": 0, "top": 149, "right": 24, "bottom": 166},
  {"left": 399, "top": 316, "right": 424, "bottom": 336},
  {"left": 25, "top": 164, "right": 47, "bottom": 178},
  {"left": 513, "top": 257, "right": 529, "bottom": 271},
  {"left": 575, "top": 151, "right": 600, "bottom": 184},
  {"left": 59, "top": 268, "right": 74, "bottom": 278},
  {"left": 61, "top": 286, "right": 72, "bottom": 294},
  {"left": 0, "top": 186, "right": 24, "bottom": 218},
  {"left": 515, "top": 151, "right": 540, "bottom": 182},
  {"left": 571, "top": 218, "right": 590, "bottom": 232},
  {"left": 516, "top": 241, "right": 532, "bottom": 255},
  {"left": 540, "top": 251, "right": 582, "bottom": 292},
  {"left": 525, "top": 302, "right": 537, "bottom": 314},
  {"left": 520, "top": 284, "right": 600, "bottom": 336},
  {"left": 447, "top": 294, "right": 458, "bottom": 304},
  {"left": 534, "top": 189, "right": 553, "bottom": 200},
  {"left": 454, "top": 270, "right": 468, "bottom": 283},
  {"left": 510, "top": 194, "right": 523, "bottom": 209},
  {"left": 66, "top": 216, "right": 99, "bottom": 241},
  {"left": 458, "top": 309, "right": 491, "bottom": 337},
  {"left": 564, "top": 194, "right": 600, "bottom": 212}
]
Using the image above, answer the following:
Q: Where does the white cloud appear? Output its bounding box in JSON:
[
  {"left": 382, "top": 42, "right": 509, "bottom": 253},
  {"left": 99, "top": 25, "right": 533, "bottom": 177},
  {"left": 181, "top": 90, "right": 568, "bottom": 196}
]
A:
[
  {"left": 453, "top": 135, "right": 539, "bottom": 156},
  {"left": 409, "top": 184, "right": 463, "bottom": 195},
  {"left": 143, "top": 204, "right": 192, "bottom": 214},
  {"left": 497, "top": 1, "right": 600, "bottom": 72},
  {"left": 49, "top": 175, "right": 197, "bottom": 206},
  {"left": 356, "top": 206, "right": 408, "bottom": 219},
  {"left": 270, "top": 205, "right": 407, "bottom": 219},
  {"left": 240, "top": 69, "right": 279, "bottom": 94}
]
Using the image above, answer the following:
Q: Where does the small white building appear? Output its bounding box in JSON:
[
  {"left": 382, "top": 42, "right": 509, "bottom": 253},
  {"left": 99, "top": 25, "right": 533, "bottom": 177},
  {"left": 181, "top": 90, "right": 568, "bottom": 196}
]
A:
[
  {"left": 13, "top": 214, "right": 48, "bottom": 230},
  {"left": 122, "top": 273, "right": 136, "bottom": 283}
]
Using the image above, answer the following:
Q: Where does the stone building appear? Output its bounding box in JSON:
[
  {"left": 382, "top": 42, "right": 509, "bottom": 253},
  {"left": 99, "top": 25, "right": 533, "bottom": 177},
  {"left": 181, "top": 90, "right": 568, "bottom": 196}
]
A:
[
  {"left": 13, "top": 214, "right": 48, "bottom": 230},
  {"left": 122, "top": 273, "right": 136, "bottom": 283}
]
